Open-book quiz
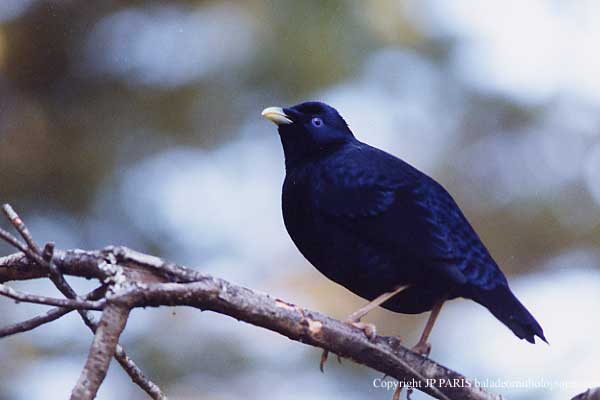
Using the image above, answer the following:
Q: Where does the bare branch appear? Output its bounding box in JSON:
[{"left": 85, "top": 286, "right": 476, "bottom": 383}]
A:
[
  {"left": 0, "top": 248, "right": 160, "bottom": 283},
  {"left": 0, "top": 306, "right": 72, "bottom": 337},
  {"left": 71, "top": 303, "right": 131, "bottom": 400},
  {"left": 0, "top": 286, "right": 107, "bottom": 338},
  {"left": 0, "top": 206, "right": 167, "bottom": 400},
  {"left": 113, "top": 344, "right": 168, "bottom": 400},
  {"left": 0, "top": 227, "right": 30, "bottom": 260},
  {"left": 0, "top": 283, "right": 104, "bottom": 309},
  {"left": 1, "top": 244, "right": 504, "bottom": 400},
  {"left": 0, "top": 244, "right": 503, "bottom": 400},
  {"left": 572, "top": 387, "right": 600, "bottom": 400},
  {"left": 123, "top": 281, "right": 497, "bottom": 400},
  {"left": 2, "top": 204, "right": 42, "bottom": 254},
  {"left": 0, "top": 204, "right": 501, "bottom": 400}
]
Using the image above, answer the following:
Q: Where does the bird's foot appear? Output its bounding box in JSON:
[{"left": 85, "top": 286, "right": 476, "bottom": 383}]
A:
[
  {"left": 410, "top": 341, "right": 431, "bottom": 357},
  {"left": 346, "top": 320, "right": 377, "bottom": 340},
  {"left": 320, "top": 319, "right": 377, "bottom": 372}
]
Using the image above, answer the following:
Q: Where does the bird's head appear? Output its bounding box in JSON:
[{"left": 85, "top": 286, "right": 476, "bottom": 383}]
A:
[{"left": 262, "top": 101, "right": 355, "bottom": 168}]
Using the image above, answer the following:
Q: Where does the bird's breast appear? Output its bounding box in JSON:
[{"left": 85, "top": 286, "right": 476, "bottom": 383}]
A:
[{"left": 281, "top": 173, "right": 407, "bottom": 300}]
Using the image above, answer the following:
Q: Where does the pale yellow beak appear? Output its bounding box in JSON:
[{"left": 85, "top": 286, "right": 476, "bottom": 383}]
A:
[{"left": 261, "top": 107, "right": 293, "bottom": 125}]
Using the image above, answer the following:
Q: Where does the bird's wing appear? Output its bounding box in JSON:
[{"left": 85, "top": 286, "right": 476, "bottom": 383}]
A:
[{"left": 313, "top": 145, "right": 505, "bottom": 288}]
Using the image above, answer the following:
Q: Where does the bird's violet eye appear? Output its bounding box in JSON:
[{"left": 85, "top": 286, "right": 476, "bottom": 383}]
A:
[{"left": 311, "top": 117, "right": 323, "bottom": 127}]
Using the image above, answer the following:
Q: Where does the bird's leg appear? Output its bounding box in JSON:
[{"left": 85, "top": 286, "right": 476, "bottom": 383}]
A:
[
  {"left": 410, "top": 300, "right": 444, "bottom": 357},
  {"left": 392, "top": 384, "right": 415, "bottom": 400},
  {"left": 320, "top": 285, "right": 409, "bottom": 372},
  {"left": 346, "top": 284, "right": 410, "bottom": 326},
  {"left": 392, "top": 385, "right": 403, "bottom": 400}
]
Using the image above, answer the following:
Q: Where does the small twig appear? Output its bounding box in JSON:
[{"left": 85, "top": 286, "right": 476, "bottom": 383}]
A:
[
  {"left": 0, "top": 205, "right": 168, "bottom": 400},
  {"left": 2, "top": 204, "right": 42, "bottom": 254},
  {"left": 0, "top": 226, "right": 54, "bottom": 278},
  {"left": 1, "top": 208, "right": 77, "bottom": 291},
  {"left": 0, "top": 206, "right": 70, "bottom": 286},
  {"left": 0, "top": 283, "right": 105, "bottom": 309},
  {"left": 0, "top": 306, "right": 72, "bottom": 338},
  {"left": 42, "top": 242, "right": 71, "bottom": 289},
  {"left": 113, "top": 345, "right": 167, "bottom": 400},
  {"left": 71, "top": 303, "right": 131, "bottom": 400},
  {"left": 0, "top": 286, "right": 107, "bottom": 338},
  {"left": 0, "top": 227, "right": 30, "bottom": 259}
]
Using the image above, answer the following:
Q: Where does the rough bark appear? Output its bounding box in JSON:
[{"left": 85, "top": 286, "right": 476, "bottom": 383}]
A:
[{"left": 1, "top": 246, "right": 502, "bottom": 400}]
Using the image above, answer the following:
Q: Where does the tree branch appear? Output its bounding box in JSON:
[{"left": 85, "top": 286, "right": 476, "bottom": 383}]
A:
[
  {"left": 112, "top": 344, "right": 167, "bottom": 400},
  {"left": 2, "top": 204, "right": 42, "bottom": 254},
  {"left": 572, "top": 387, "right": 600, "bottom": 400},
  {"left": 9, "top": 204, "right": 587, "bottom": 399},
  {"left": 1, "top": 205, "right": 167, "bottom": 400},
  {"left": 0, "top": 282, "right": 104, "bottom": 309},
  {"left": 1, "top": 245, "right": 500, "bottom": 400},
  {"left": 0, "top": 286, "right": 106, "bottom": 338},
  {"left": 71, "top": 303, "right": 131, "bottom": 400}
]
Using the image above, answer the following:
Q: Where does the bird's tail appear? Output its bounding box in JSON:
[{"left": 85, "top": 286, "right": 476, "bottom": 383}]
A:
[{"left": 472, "top": 285, "right": 547, "bottom": 344}]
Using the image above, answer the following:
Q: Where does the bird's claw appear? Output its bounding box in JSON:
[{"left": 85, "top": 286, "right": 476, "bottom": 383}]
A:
[
  {"left": 319, "top": 316, "right": 377, "bottom": 372},
  {"left": 319, "top": 349, "right": 343, "bottom": 372},
  {"left": 347, "top": 320, "right": 377, "bottom": 340},
  {"left": 410, "top": 341, "right": 431, "bottom": 357},
  {"left": 319, "top": 350, "right": 328, "bottom": 373}
]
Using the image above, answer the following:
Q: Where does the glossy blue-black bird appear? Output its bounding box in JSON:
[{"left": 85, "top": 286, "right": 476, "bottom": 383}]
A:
[{"left": 262, "top": 101, "right": 546, "bottom": 360}]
